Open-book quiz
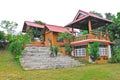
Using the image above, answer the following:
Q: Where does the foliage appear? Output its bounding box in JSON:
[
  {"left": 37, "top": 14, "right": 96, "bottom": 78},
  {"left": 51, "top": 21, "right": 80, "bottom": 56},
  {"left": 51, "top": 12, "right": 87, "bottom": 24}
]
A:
[
  {"left": 108, "top": 12, "right": 120, "bottom": 41},
  {"left": 27, "top": 28, "right": 43, "bottom": 41},
  {"left": 105, "top": 13, "right": 115, "bottom": 20},
  {"left": 58, "top": 32, "right": 74, "bottom": 43},
  {"left": 0, "top": 31, "right": 5, "bottom": 40},
  {"left": 0, "top": 31, "right": 6, "bottom": 49},
  {"left": 58, "top": 32, "right": 74, "bottom": 55},
  {"left": 64, "top": 43, "right": 73, "bottom": 55},
  {"left": 88, "top": 42, "right": 100, "bottom": 62},
  {"left": 8, "top": 33, "right": 30, "bottom": 60},
  {"left": 82, "top": 30, "right": 88, "bottom": 35},
  {"left": 90, "top": 11, "right": 103, "bottom": 17},
  {"left": 109, "top": 46, "right": 120, "bottom": 63},
  {"left": 53, "top": 45, "right": 59, "bottom": 56},
  {"left": 34, "top": 20, "right": 45, "bottom": 25},
  {"left": 50, "top": 45, "right": 59, "bottom": 56},
  {"left": 0, "top": 20, "right": 18, "bottom": 35}
]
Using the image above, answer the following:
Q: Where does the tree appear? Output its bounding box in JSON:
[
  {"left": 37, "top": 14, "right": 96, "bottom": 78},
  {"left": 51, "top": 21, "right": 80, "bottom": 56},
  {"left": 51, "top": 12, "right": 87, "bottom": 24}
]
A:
[
  {"left": 0, "top": 31, "right": 6, "bottom": 49},
  {"left": 34, "top": 20, "right": 45, "bottom": 25},
  {"left": 58, "top": 32, "right": 74, "bottom": 55},
  {"left": 90, "top": 11, "right": 103, "bottom": 18},
  {"left": 0, "top": 20, "right": 18, "bottom": 35},
  {"left": 88, "top": 42, "right": 100, "bottom": 62},
  {"left": 107, "top": 12, "right": 120, "bottom": 63},
  {"left": 105, "top": 13, "right": 115, "bottom": 20},
  {"left": 108, "top": 12, "right": 120, "bottom": 41}
]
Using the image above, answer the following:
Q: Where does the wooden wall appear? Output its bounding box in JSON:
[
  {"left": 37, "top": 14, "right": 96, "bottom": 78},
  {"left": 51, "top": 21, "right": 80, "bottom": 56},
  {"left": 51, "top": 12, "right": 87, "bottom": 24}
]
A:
[{"left": 45, "top": 31, "right": 66, "bottom": 55}]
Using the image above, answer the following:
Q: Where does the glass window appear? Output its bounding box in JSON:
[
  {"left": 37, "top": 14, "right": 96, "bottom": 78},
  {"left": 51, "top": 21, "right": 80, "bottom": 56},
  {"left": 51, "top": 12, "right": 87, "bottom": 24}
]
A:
[
  {"left": 98, "top": 45, "right": 106, "bottom": 56},
  {"left": 75, "top": 46, "right": 86, "bottom": 57}
]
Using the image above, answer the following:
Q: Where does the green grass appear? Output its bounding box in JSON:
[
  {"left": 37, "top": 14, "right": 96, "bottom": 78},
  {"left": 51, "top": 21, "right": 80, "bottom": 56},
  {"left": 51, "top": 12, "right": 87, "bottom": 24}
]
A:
[{"left": 0, "top": 50, "right": 120, "bottom": 80}]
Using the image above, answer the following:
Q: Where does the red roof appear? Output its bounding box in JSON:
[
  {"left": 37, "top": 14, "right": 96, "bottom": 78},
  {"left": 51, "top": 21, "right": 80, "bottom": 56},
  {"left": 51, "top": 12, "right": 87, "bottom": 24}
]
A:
[
  {"left": 45, "top": 24, "right": 70, "bottom": 33},
  {"left": 71, "top": 39, "right": 115, "bottom": 46},
  {"left": 65, "top": 10, "right": 113, "bottom": 28},
  {"left": 22, "top": 21, "right": 77, "bottom": 33},
  {"left": 24, "top": 21, "right": 44, "bottom": 28}
]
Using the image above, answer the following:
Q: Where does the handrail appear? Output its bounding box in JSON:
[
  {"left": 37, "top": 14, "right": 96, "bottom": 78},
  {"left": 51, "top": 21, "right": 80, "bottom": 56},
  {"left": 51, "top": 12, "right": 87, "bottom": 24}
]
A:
[{"left": 73, "top": 30, "right": 109, "bottom": 42}]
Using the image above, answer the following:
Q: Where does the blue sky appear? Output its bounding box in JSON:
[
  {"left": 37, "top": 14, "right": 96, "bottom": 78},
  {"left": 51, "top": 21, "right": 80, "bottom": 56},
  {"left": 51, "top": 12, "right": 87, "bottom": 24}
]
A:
[{"left": 0, "top": 0, "right": 120, "bottom": 32}]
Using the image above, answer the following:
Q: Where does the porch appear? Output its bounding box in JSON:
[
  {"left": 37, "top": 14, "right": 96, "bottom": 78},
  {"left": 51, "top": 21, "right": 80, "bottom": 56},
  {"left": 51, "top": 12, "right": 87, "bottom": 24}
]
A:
[{"left": 74, "top": 30, "right": 110, "bottom": 42}]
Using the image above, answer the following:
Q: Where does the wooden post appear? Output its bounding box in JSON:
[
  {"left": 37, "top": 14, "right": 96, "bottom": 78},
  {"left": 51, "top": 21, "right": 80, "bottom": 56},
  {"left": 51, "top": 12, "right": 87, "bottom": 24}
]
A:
[{"left": 88, "top": 20, "right": 92, "bottom": 34}]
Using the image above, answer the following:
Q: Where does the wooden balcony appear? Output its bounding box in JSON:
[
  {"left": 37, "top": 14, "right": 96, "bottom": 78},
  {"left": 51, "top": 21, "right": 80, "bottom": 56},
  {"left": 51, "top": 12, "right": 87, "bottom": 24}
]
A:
[{"left": 73, "top": 30, "right": 110, "bottom": 42}]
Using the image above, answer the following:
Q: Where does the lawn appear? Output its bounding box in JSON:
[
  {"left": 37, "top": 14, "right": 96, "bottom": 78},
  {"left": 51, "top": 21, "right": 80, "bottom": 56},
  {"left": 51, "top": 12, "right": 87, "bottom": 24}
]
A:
[{"left": 0, "top": 50, "right": 120, "bottom": 80}]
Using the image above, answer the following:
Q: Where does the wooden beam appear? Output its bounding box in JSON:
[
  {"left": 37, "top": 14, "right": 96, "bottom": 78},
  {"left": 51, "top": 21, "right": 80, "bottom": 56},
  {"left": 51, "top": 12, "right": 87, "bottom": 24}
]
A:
[
  {"left": 72, "top": 28, "right": 74, "bottom": 34},
  {"left": 88, "top": 20, "right": 92, "bottom": 33}
]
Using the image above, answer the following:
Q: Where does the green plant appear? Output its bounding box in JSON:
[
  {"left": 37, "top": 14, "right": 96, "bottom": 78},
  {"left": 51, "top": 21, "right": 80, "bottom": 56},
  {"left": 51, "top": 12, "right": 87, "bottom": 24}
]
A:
[
  {"left": 8, "top": 33, "right": 30, "bottom": 60},
  {"left": 0, "top": 20, "right": 18, "bottom": 35},
  {"left": 109, "top": 47, "right": 120, "bottom": 63},
  {"left": 82, "top": 30, "right": 88, "bottom": 35},
  {"left": 58, "top": 32, "right": 74, "bottom": 55},
  {"left": 53, "top": 45, "right": 59, "bottom": 56},
  {"left": 50, "top": 45, "right": 59, "bottom": 56},
  {"left": 88, "top": 42, "right": 100, "bottom": 62},
  {"left": 64, "top": 43, "right": 73, "bottom": 55},
  {"left": 27, "top": 29, "right": 43, "bottom": 42},
  {"left": 0, "top": 31, "right": 6, "bottom": 49},
  {"left": 34, "top": 20, "right": 45, "bottom": 25}
]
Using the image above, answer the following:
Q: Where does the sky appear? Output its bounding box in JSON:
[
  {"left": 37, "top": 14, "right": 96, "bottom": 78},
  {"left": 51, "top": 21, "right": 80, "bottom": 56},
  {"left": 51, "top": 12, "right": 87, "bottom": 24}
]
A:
[{"left": 0, "top": 0, "right": 120, "bottom": 33}]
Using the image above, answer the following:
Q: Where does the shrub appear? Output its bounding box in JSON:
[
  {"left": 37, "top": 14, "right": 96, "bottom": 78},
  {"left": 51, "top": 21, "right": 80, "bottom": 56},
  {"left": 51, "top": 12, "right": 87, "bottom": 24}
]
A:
[
  {"left": 88, "top": 42, "right": 100, "bottom": 62},
  {"left": 50, "top": 45, "right": 59, "bottom": 57},
  {"left": 0, "top": 31, "right": 6, "bottom": 49},
  {"left": 8, "top": 33, "right": 30, "bottom": 60},
  {"left": 53, "top": 45, "right": 59, "bottom": 56},
  {"left": 109, "top": 47, "right": 120, "bottom": 63}
]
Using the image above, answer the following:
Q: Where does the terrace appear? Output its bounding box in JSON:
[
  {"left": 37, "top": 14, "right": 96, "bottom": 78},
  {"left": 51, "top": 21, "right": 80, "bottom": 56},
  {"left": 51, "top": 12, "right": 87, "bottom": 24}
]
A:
[{"left": 74, "top": 30, "right": 110, "bottom": 42}]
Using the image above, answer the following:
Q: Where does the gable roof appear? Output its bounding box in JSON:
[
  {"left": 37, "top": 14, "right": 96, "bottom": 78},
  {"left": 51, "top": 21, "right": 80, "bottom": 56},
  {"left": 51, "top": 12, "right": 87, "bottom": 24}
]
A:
[
  {"left": 45, "top": 24, "right": 70, "bottom": 33},
  {"left": 22, "top": 21, "right": 77, "bottom": 33},
  {"left": 22, "top": 21, "right": 44, "bottom": 32},
  {"left": 65, "top": 10, "right": 113, "bottom": 29}
]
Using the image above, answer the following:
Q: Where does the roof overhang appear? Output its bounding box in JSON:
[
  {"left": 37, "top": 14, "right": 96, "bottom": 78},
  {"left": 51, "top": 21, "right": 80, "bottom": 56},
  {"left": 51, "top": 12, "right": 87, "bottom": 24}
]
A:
[
  {"left": 22, "top": 21, "right": 44, "bottom": 32},
  {"left": 65, "top": 16, "right": 113, "bottom": 30},
  {"left": 71, "top": 39, "right": 115, "bottom": 46},
  {"left": 65, "top": 10, "right": 113, "bottom": 30}
]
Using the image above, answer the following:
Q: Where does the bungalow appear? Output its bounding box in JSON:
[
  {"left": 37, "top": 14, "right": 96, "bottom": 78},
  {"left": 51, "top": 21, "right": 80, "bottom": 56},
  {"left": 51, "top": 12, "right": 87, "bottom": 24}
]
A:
[
  {"left": 22, "top": 10, "right": 114, "bottom": 63},
  {"left": 22, "top": 21, "right": 77, "bottom": 55}
]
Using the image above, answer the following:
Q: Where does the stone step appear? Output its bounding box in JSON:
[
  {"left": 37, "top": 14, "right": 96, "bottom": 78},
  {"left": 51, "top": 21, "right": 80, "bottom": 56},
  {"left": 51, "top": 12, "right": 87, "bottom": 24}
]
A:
[{"left": 20, "top": 46, "right": 84, "bottom": 70}]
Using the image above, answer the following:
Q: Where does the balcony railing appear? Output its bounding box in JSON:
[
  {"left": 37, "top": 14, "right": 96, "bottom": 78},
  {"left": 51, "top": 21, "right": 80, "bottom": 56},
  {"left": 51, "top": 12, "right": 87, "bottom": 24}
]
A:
[{"left": 74, "top": 30, "right": 110, "bottom": 42}]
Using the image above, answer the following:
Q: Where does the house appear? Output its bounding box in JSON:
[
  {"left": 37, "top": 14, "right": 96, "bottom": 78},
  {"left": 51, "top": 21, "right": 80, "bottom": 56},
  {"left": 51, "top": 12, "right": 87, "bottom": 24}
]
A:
[
  {"left": 65, "top": 10, "right": 115, "bottom": 63},
  {"left": 22, "top": 10, "right": 114, "bottom": 63},
  {"left": 22, "top": 21, "right": 77, "bottom": 55}
]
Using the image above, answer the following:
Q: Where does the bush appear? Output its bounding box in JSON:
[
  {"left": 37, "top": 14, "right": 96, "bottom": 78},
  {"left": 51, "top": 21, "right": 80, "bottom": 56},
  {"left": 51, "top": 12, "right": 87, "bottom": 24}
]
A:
[
  {"left": 50, "top": 45, "right": 59, "bottom": 57},
  {"left": 53, "top": 45, "right": 59, "bottom": 56},
  {"left": 109, "top": 47, "right": 120, "bottom": 63},
  {"left": 0, "top": 31, "right": 6, "bottom": 49},
  {"left": 8, "top": 33, "right": 30, "bottom": 60},
  {"left": 88, "top": 42, "right": 100, "bottom": 62}
]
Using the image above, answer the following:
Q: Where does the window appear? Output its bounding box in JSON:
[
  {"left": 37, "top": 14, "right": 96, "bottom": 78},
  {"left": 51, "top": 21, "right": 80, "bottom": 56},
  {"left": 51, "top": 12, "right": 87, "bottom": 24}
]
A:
[
  {"left": 75, "top": 46, "right": 86, "bottom": 57},
  {"left": 98, "top": 45, "right": 106, "bottom": 56}
]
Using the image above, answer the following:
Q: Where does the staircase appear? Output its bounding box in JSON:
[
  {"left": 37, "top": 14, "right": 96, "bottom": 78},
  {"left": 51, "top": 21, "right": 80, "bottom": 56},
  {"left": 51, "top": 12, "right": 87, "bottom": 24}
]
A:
[{"left": 20, "top": 46, "right": 84, "bottom": 70}]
